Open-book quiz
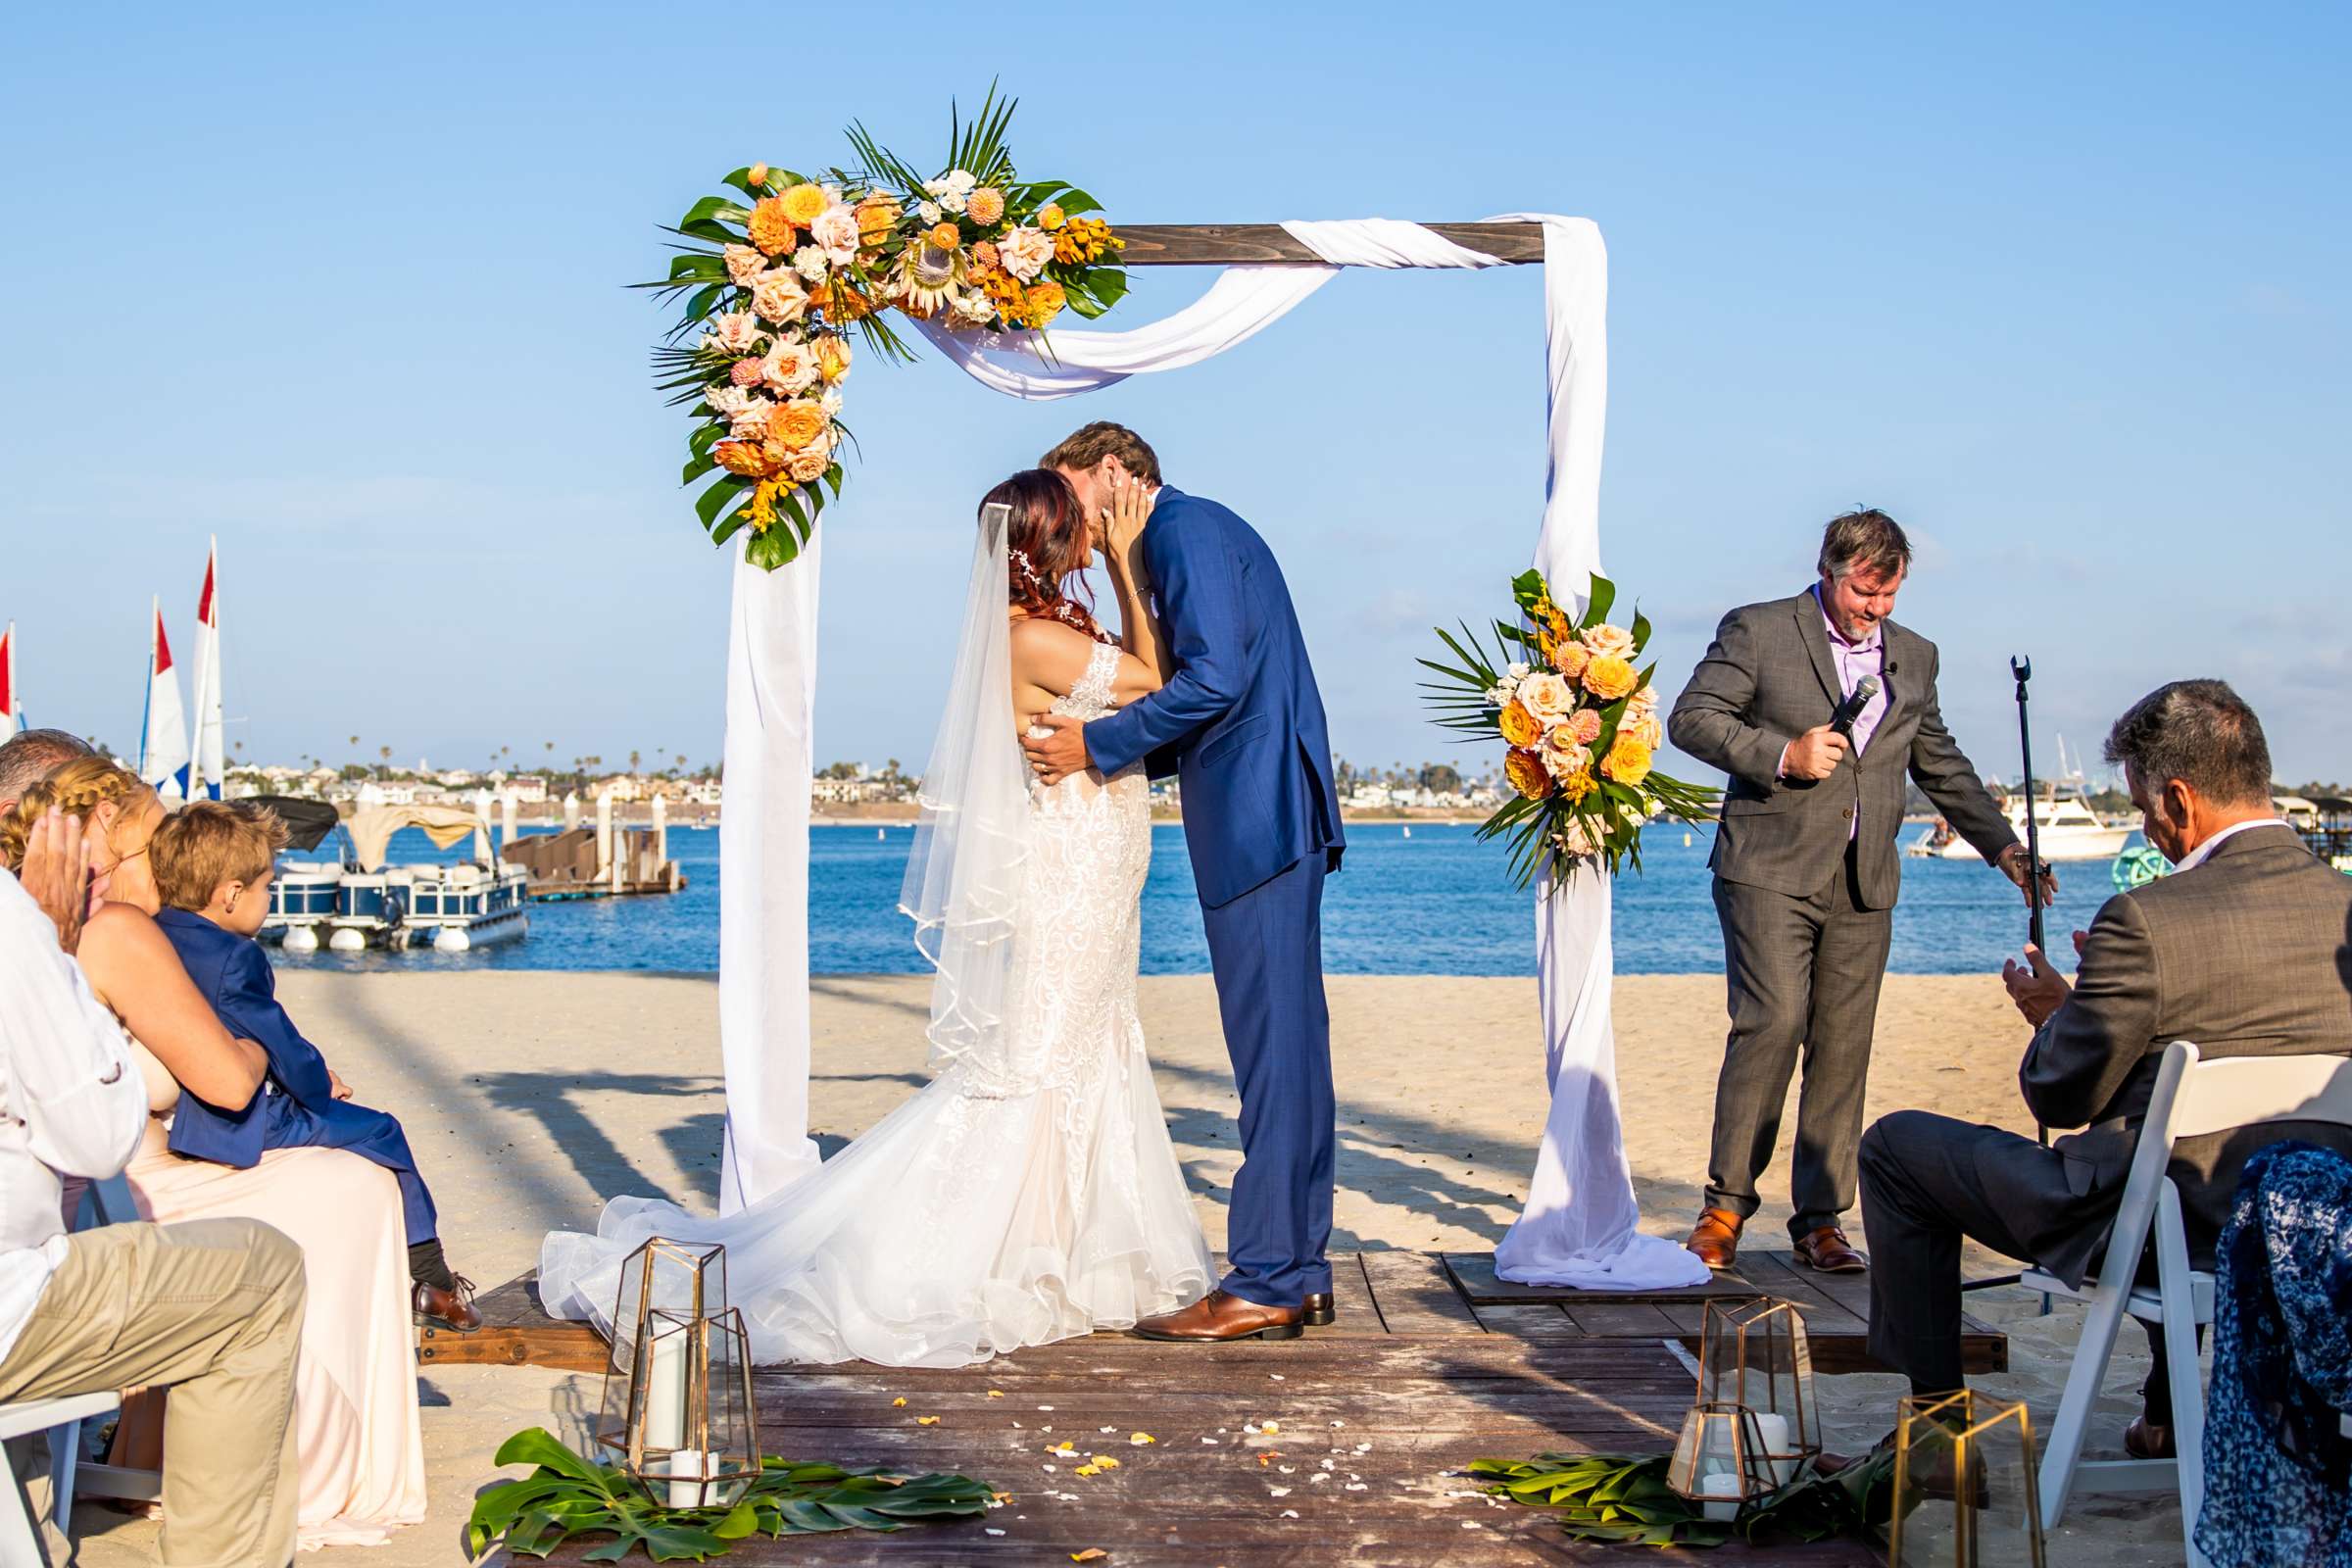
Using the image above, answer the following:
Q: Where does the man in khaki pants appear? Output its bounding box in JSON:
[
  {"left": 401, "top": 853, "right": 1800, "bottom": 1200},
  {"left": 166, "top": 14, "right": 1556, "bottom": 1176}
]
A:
[{"left": 1, "top": 811, "right": 305, "bottom": 1567}]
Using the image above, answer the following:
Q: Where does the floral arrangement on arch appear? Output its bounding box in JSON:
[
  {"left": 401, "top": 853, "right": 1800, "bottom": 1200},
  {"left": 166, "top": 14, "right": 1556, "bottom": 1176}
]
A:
[
  {"left": 649, "top": 89, "right": 1129, "bottom": 570},
  {"left": 1422, "top": 570, "right": 1717, "bottom": 885}
]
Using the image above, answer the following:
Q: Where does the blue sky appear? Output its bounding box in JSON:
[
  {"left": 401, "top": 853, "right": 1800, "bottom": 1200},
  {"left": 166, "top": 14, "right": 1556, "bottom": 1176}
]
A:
[{"left": 4, "top": 4, "right": 2346, "bottom": 784}]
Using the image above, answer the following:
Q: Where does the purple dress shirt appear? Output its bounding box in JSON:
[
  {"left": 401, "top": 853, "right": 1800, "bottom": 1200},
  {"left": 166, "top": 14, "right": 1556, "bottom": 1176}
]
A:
[{"left": 1777, "top": 584, "right": 1889, "bottom": 841}]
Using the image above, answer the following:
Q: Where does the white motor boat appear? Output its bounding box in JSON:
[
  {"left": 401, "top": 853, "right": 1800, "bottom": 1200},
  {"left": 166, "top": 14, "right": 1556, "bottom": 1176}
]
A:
[{"left": 1911, "top": 791, "right": 2132, "bottom": 861}]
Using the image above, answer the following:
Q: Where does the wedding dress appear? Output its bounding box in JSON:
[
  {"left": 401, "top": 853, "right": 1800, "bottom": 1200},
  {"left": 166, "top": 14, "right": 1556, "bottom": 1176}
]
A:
[{"left": 541, "top": 511, "right": 1211, "bottom": 1366}]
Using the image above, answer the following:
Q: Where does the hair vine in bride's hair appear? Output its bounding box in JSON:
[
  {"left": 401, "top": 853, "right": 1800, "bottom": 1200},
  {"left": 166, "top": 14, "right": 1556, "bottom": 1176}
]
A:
[{"left": 1008, "top": 546, "right": 1046, "bottom": 593}]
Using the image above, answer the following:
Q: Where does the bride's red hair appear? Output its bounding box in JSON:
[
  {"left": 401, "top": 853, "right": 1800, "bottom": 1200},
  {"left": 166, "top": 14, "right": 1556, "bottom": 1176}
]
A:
[{"left": 984, "top": 468, "right": 1112, "bottom": 645}]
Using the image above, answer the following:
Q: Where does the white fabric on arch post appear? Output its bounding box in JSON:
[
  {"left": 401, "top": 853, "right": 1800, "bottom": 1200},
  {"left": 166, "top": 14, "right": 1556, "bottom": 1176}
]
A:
[
  {"left": 717, "top": 530, "right": 825, "bottom": 1213},
  {"left": 715, "top": 214, "right": 1700, "bottom": 1284}
]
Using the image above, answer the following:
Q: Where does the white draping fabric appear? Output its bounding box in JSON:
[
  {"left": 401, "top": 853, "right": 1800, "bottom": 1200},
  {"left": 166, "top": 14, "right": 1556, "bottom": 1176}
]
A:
[
  {"left": 717, "top": 535, "right": 824, "bottom": 1214},
  {"left": 1497, "top": 217, "right": 1710, "bottom": 1288},
  {"left": 716, "top": 215, "right": 1692, "bottom": 1284}
]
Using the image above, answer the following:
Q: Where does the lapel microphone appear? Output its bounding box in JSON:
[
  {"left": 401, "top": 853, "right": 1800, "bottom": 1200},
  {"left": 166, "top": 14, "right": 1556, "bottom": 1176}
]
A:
[{"left": 1828, "top": 673, "right": 1882, "bottom": 739}]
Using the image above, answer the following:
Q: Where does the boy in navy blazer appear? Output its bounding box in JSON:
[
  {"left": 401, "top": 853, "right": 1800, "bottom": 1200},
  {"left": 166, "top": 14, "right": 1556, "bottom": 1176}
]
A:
[{"left": 149, "top": 802, "right": 480, "bottom": 1331}]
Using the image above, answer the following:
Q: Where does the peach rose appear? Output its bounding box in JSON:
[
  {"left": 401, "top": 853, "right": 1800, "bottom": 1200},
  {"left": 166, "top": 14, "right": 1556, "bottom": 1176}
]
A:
[
  {"left": 1581, "top": 623, "right": 1637, "bottom": 662},
  {"left": 1541, "top": 728, "right": 1592, "bottom": 779},
  {"left": 1504, "top": 747, "right": 1554, "bottom": 801},
  {"left": 1516, "top": 671, "right": 1574, "bottom": 723},
  {"left": 723, "top": 244, "right": 769, "bottom": 287},
  {"left": 1497, "top": 700, "right": 1542, "bottom": 748},
  {"left": 751, "top": 270, "right": 808, "bottom": 326},
  {"left": 786, "top": 445, "right": 831, "bottom": 483},
  {"left": 705, "top": 311, "right": 761, "bottom": 355},
  {"left": 1553, "top": 817, "right": 1597, "bottom": 861},
  {"left": 1632, "top": 713, "right": 1665, "bottom": 750},
  {"left": 1582, "top": 654, "right": 1638, "bottom": 703},
  {"left": 1600, "top": 734, "right": 1654, "bottom": 787},
  {"left": 1568, "top": 708, "right": 1604, "bottom": 745},
  {"left": 765, "top": 400, "right": 826, "bottom": 450}
]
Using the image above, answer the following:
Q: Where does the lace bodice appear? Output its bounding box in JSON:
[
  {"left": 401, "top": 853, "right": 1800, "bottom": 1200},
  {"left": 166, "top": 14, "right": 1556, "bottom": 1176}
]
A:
[{"left": 1048, "top": 639, "right": 1122, "bottom": 723}]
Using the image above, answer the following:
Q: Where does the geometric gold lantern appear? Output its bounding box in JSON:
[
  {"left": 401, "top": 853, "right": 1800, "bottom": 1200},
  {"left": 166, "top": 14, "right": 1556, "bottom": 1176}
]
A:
[
  {"left": 593, "top": 1239, "right": 761, "bottom": 1509},
  {"left": 1697, "top": 1298, "right": 1820, "bottom": 1481},
  {"left": 1665, "top": 1400, "right": 1781, "bottom": 1520},
  {"left": 1886, "top": 1390, "right": 2047, "bottom": 1568}
]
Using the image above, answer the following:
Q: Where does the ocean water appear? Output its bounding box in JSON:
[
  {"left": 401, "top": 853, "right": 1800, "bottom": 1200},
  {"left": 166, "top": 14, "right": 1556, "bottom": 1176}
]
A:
[{"left": 274, "top": 822, "right": 2131, "bottom": 977}]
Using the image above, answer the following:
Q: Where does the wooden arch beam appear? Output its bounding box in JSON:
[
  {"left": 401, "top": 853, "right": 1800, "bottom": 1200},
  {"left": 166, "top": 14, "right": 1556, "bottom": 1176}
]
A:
[{"left": 1115, "top": 221, "right": 1546, "bottom": 268}]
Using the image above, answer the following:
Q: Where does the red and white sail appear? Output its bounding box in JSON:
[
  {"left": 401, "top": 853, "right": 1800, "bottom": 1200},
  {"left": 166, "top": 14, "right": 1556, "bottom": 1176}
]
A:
[
  {"left": 0, "top": 621, "right": 19, "bottom": 740},
  {"left": 140, "top": 597, "right": 191, "bottom": 802},
  {"left": 190, "top": 539, "right": 224, "bottom": 800}
]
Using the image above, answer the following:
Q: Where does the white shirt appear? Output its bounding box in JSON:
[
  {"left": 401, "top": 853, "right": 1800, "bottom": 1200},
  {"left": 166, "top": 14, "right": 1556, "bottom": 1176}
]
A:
[
  {"left": 2171, "top": 817, "right": 2291, "bottom": 875},
  {"left": 0, "top": 867, "right": 147, "bottom": 1367}
]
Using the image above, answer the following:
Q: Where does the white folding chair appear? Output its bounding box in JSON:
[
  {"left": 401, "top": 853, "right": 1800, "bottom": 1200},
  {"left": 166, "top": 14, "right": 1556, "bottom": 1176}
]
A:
[
  {"left": 0, "top": 1388, "right": 122, "bottom": 1557},
  {"left": 2023, "top": 1040, "right": 2352, "bottom": 1568}
]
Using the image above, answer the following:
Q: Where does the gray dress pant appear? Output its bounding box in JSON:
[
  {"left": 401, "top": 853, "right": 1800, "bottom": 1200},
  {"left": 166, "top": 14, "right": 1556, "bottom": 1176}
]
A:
[{"left": 1703, "top": 845, "right": 1892, "bottom": 1237}]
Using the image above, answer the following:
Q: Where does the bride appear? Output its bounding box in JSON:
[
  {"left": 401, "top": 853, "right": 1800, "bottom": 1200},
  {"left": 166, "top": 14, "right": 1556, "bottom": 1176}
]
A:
[{"left": 540, "top": 468, "right": 1213, "bottom": 1366}]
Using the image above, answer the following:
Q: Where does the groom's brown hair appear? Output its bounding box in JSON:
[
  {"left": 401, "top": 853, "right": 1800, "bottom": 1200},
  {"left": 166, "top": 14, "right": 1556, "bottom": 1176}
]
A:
[{"left": 1041, "top": 422, "right": 1161, "bottom": 486}]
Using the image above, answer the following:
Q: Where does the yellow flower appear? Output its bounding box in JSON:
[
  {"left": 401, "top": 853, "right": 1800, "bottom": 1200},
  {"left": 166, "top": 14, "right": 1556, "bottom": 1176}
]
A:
[
  {"left": 1025, "top": 280, "right": 1067, "bottom": 324},
  {"left": 747, "top": 196, "right": 796, "bottom": 257},
  {"left": 1601, "top": 734, "right": 1654, "bottom": 787},
  {"left": 766, "top": 401, "right": 826, "bottom": 451},
  {"left": 966, "top": 186, "right": 1006, "bottom": 226},
  {"left": 1554, "top": 766, "right": 1599, "bottom": 805},
  {"left": 813, "top": 334, "right": 852, "bottom": 383},
  {"left": 747, "top": 163, "right": 770, "bottom": 187},
  {"left": 1504, "top": 747, "right": 1554, "bottom": 801},
  {"left": 1582, "top": 654, "right": 1638, "bottom": 702},
  {"left": 927, "top": 221, "right": 961, "bottom": 251},
  {"left": 854, "top": 197, "right": 901, "bottom": 242},
  {"left": 1038, "top": 203, "right": 1067, "bottom": 230},
  {"left": 739, "top": 477, "right": 783, "bottom": 534},
  {"left": 780, "top": 182, "right": 830, "bottom": 226},
  {"left": 1496, "top": 699, "right": 1542, "bottom": 748}
]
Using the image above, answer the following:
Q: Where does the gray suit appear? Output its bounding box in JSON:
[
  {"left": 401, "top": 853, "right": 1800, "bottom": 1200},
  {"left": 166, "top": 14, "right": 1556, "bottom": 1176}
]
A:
[
  {"left": 1860, "top": 824, "right": 2352, "bottom": 1392},
  {"left": 1670, "top": 589, "right": 2015, "bottom": 1234}
]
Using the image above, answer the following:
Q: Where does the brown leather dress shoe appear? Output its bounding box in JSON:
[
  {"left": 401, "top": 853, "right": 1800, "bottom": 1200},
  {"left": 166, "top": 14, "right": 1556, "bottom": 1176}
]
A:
[
  {"left": 2124, "top": 1415, "right": 2176, "bottom": 1460},
  {"left": 1792, "top": 1226, "right": 1867, "bottom": 1273},
  {"left": 1133, "top": 1290, "right": 1305, "bottom": 1343},
  {"left": 1685, "top": 1207, "right": 1744, "bottom": 1271},
  {"left": 1302, "top": 1293, "right": 1335, "bottom": 1327},
  {"left": 414, "top": 1275, "right": 483, "bottom": 1333}
]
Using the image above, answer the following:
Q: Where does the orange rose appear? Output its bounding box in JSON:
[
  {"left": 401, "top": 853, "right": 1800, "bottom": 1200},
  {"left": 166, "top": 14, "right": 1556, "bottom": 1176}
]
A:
[
  {"left": 927, "top": 221, "right": 961, "bottom": 251},
  {"left": 1038, "top": 203, "right": 1067, "bottom": 231},
  {"left": 809, "top": 279, "right": 873, "bottom": 320},
  {"left": 1582, "top": 654, "right": 1638, "bottom": 702},
  {"left": 1025, "top": 280, "right": 1066, "bottom": 324},
  {"left": 1496, "top": 700, "right": 1542, "bottom": 748},
  {"left": 1503, "top": 747, "right": 1554, "bottom": 801},
  {"left": 780, "top": 183, "right": 830, "bottom": 227},
  {"left": 747, "top": 196, "right": 796, "bottom": 257},
  {"left": 712, "top": 439, "right": 774, "bottom": 477},
  {"left": 1600, "top": 734, "right": 1653, "bottom": 787},
  {"left": 765, "top": 401, "right": 826, "bottom": 450},
  {"left": 854, "top": 197, "right": 901, "bottom": 241}
]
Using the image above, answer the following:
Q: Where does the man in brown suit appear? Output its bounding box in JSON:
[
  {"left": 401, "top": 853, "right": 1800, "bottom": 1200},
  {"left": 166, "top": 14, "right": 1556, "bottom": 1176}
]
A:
[
  {"left": 1860, "top": 679, "right": 2352, "bottom": 1455},
  {"left": 1670, "top": 510, "right": 2043, "bottom": 1274}
]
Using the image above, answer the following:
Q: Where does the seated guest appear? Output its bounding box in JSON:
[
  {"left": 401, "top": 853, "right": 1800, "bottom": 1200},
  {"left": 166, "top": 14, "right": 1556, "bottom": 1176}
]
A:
[
  {"left": 148, "top": 801, "right": 479, "bottom": 1331},
  {"left": 0, "top": 808, "right": 305, "bottom": 1568},
  {"left": 1, "top": 759, "right": 426, "bottom": 1547},
  {"left": 1858, "top": 679, "right": 2352, "bottom": 1457},
  {"left": 0, "top": 729, "right": 94, "bottom": 816}
]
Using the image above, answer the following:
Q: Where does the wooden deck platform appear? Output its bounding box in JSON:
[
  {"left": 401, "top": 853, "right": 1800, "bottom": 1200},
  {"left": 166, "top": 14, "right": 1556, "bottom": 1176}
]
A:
[
  {"left": 422, "top": 1250, "right": 2005, "bottom": 1378},
  {"left": 473, "top": 1252, "right": 1970, "bottom": 1564}
]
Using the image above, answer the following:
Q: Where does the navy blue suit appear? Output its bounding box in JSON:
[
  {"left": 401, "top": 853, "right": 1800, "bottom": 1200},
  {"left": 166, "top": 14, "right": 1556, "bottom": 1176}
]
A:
[
  {"left": 1085, "top": 486, "right": 1344, "bottom": 1306},
  {"left": 156, "top": 908, "right": 438, "bottom": 1245}
]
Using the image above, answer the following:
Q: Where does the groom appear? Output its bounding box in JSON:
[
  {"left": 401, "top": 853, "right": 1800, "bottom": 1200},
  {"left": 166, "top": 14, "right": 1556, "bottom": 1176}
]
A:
[{"left": 1024, "top": 422, "right": 1347, "bottom": 1342}]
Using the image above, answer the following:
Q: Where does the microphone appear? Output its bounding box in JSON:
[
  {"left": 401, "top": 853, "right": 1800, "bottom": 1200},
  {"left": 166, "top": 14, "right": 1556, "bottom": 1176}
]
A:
[{"left": 1828, "top": 674, "right": 1882, "bottom": 740}]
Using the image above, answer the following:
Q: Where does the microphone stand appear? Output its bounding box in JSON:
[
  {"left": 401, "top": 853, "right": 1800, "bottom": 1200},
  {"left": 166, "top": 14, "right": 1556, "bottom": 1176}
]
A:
[{"left": 2014, "top": 655, "right": 2054, "bottom": 1315}]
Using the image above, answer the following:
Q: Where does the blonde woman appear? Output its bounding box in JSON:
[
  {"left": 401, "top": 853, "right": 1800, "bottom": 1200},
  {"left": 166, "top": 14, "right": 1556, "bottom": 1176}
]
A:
[{"left": 1, "top": 758, "right": 424, "bottom": 1548}]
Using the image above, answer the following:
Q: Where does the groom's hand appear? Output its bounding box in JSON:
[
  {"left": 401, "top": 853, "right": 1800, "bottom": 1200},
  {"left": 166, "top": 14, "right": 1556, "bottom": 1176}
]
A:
[{"left": 1023, "top": 714, "right": 1091, "bottom": 786}]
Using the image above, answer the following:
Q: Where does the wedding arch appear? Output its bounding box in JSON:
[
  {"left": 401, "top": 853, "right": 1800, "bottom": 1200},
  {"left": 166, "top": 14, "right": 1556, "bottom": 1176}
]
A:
[{"left": 681, "top": 130, "right": 1701, "bottom": 1290}]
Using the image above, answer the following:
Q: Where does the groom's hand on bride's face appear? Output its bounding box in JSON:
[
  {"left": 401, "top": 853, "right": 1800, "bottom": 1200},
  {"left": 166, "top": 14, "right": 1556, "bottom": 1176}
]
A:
[{"left": 1023, "top": 714, "right": 1091, "bottom": 786}]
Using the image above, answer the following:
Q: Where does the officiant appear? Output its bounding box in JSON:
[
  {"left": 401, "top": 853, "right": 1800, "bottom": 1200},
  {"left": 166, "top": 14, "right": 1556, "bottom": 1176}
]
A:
[{"left": 1667, "top": 509, "right": 2048, "bottom": 1275}]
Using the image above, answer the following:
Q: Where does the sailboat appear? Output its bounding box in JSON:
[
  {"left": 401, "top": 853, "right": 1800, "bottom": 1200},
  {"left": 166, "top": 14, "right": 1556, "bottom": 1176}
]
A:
[
  {"left": 189, "top": 539, "right": 224, "bottom": 801},
  {"left": 0, "top": 622, "right": 19, "bottom": 739},
  {"left": 138, "top": 598, "right": 191, "bottom": 803}
]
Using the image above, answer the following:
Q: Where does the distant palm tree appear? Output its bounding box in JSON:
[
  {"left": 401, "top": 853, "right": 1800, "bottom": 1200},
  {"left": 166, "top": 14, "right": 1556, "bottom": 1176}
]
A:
[{"left": 629, "top": 750, "right": 641, "bottom": 775}]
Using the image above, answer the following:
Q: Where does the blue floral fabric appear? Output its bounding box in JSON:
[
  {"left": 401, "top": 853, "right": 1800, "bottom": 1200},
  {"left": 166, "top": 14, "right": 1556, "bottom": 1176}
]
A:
[{"left": 2195, "top": 1142, "right": 2352, "bottom": 1568}]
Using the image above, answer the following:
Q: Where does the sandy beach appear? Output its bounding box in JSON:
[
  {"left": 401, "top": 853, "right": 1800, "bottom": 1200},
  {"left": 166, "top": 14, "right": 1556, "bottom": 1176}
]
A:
[{"left": 62, "top": 970, "right": 2178, "bottom": 1565}]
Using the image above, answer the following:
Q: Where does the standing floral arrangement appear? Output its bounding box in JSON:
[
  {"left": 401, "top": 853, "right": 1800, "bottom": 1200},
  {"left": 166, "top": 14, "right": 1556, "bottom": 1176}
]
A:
[
  {"left": 1422, "top": 570, "right": 1716, "bottom": 885},
  {"left": 648, "top": 89, "right": 1128, "bottom": 569}
]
